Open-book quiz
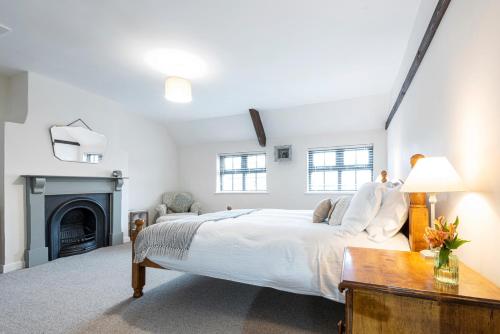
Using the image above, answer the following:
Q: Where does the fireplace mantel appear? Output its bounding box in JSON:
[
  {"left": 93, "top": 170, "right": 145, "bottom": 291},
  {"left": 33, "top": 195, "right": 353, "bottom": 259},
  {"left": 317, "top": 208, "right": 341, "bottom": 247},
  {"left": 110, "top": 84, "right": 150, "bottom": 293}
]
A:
[
  {"left": 22, "top": 175, "right": 127, "bottom": 267},
  {"left": 22, "top": 175, "right": 129, "bottom": 192}
]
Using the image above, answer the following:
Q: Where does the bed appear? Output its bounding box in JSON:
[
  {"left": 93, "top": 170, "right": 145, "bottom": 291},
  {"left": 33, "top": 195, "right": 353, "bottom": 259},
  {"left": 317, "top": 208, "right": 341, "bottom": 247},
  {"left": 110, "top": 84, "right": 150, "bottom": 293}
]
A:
[{"left": 130, "top": 154, "right": 429, "bottom": 302}]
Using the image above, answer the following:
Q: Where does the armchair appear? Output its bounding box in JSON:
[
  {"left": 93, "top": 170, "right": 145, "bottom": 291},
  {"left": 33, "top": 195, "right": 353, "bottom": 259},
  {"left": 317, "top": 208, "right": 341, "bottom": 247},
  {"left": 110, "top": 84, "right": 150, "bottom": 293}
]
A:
[{"left": 154, "top": 192, "right": 202, "bottom": 223}]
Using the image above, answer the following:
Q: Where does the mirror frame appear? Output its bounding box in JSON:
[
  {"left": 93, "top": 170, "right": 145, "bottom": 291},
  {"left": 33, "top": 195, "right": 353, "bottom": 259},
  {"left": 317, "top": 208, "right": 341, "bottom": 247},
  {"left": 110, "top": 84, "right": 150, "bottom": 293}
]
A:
[{"left": 49, "top": 125, "right": 107, "bottom": 164}]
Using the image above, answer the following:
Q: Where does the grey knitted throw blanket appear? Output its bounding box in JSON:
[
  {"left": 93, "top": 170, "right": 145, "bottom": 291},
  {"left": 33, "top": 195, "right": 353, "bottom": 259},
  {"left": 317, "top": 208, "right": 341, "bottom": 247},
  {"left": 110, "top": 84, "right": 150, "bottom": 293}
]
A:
[{"left": 134, "top": 209, "right": 257, "bottom": 263}]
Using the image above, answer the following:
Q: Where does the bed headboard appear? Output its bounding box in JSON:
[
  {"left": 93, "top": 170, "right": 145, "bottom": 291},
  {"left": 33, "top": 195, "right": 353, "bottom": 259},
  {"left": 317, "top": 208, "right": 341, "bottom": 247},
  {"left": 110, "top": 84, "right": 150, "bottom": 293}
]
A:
[{"left": 406, "top": 154, "right": 429, "bottom": 252}]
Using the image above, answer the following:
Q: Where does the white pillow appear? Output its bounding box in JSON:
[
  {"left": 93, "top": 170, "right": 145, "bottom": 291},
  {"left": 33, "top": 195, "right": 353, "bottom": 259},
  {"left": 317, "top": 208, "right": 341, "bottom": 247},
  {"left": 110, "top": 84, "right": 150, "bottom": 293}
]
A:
[
  {"left": 366, "top": 184, "right": 409, "bottom": 242},
  {"left": 340, "top": 182, "right": 386, "bottom": 235},
  {"left": 328, "top": 196, "right": 351, "bottom": 226}
]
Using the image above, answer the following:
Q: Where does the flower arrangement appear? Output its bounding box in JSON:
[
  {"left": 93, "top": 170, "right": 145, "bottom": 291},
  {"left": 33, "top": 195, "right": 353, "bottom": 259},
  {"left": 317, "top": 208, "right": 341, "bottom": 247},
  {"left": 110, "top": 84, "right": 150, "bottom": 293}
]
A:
[{"left": 424, "top": 216, "right": 470, "bottom": 268}]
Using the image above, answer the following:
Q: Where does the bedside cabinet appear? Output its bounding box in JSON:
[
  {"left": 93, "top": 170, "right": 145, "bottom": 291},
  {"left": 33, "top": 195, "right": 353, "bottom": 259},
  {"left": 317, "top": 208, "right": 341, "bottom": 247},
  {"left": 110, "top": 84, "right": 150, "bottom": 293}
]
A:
[{"left": 338, "top": 247, "right": 500, "bottom": 334}]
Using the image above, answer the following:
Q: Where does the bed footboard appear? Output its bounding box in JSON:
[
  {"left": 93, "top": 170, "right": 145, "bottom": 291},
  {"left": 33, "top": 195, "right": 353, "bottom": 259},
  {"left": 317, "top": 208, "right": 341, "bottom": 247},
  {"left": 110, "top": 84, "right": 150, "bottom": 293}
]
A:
[{"left": 131, "top": 219, "right": 146, "bottom": 298}]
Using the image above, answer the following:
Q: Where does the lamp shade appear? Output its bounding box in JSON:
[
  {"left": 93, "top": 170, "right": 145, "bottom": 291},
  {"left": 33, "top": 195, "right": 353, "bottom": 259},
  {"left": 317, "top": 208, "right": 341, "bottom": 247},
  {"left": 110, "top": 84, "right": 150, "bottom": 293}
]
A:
[
  {"left": 400, "top": 157, "right": 465, "bottom": 193},
  {"left": 165, "top": 77, "right": 192, "bottom": 103}
]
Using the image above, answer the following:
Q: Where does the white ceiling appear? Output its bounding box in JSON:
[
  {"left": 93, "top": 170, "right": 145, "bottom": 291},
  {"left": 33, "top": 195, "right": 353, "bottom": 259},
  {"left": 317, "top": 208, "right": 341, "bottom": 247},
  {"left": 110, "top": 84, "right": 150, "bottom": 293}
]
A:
[{"left": 0, "top": 0, "right": 421, "bottom": 122}]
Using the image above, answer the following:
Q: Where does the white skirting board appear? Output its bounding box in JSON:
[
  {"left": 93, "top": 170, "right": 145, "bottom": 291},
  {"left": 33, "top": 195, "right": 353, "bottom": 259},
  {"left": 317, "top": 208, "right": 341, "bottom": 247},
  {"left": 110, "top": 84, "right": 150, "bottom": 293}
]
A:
[
  {"left": 0, "top": 261, "right": 25, "bottom": 273},
  {"left": 1, "top": 239, "right": 131, "bottom": 273}
]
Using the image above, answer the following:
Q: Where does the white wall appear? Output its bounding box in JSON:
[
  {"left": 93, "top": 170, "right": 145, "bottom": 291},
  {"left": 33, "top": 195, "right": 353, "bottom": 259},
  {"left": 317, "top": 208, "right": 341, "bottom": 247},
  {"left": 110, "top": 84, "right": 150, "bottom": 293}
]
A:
[
  {"left": 0, "top": 75, "right": 8, "bottom": 118},
  {"left": 1, "top": 72, "right": 177, "bottom": 270},
  {"left": 0, "top": 75, "right": 6, "bottom": 265},
  {"left": 387, "top": 0, "right": 500, "bottom": 285},
  {"left": 179, "top": 130, "right": 386, "bottom": 212}
]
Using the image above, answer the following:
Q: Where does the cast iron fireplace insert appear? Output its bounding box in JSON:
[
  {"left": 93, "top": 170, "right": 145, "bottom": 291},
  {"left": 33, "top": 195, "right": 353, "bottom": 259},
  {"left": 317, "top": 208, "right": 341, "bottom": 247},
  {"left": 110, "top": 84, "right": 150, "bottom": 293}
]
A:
[{"left": 45, "top": 193, "right": 110, "bottom": 260}]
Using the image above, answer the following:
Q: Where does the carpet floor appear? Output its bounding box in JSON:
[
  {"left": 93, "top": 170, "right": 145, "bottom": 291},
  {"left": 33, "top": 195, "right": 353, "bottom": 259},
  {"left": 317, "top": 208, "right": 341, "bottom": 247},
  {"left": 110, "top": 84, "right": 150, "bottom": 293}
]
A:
[{"left": 0, "top": 243, "right": 344, "bottom": 334}]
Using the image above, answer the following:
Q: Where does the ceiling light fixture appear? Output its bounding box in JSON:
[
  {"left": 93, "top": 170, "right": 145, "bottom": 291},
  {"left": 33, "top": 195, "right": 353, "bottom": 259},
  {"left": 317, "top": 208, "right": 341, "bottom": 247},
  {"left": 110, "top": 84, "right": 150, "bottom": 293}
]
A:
[
  {"left": 165, "top": 77, "right": 192, "bottom": 103},
  {"left": 145, "top": 49, "right": 207, "bottom": 79}
]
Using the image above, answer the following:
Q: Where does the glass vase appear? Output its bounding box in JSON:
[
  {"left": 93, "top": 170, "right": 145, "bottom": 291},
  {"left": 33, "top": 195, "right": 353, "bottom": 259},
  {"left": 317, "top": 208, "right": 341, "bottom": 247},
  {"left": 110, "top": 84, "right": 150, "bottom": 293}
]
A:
[{"left": 434, "top": 252, "right": 459, "bottom": 285}]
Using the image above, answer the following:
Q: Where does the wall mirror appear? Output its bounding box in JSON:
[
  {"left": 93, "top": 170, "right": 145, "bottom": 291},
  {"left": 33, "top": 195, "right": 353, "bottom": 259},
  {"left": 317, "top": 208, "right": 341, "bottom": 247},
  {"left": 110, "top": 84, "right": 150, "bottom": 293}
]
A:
[{"left": 50, "top": 120, "right": 107, "bottom": 164}]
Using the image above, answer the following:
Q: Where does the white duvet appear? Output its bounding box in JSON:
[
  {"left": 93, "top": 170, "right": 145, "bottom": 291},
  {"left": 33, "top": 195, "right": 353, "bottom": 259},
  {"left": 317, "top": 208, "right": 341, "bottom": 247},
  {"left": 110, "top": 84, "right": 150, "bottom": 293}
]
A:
[{"left": 149, "top": 209, "right": 410, "bottom": 302}]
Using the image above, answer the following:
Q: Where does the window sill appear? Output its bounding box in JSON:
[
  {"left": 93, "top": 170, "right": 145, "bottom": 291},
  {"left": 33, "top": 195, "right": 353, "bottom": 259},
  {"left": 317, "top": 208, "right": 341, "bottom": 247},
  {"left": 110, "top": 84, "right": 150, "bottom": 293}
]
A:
[
  {"left": 214, "top": 191, "right": 269, "bottom": 195},
  {"left": 304, "top": 191, "right": 356, "bottom": 195}
]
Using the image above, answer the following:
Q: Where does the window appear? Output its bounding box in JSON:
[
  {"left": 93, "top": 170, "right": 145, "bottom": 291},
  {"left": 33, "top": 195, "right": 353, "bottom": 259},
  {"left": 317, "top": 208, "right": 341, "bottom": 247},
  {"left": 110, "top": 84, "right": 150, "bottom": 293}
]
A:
[
  {"left": 307, "top": 145, "right": 373, "bottom": 192},
  {"left": 217, "top": 153, "right": 267, "bottom": 192}
]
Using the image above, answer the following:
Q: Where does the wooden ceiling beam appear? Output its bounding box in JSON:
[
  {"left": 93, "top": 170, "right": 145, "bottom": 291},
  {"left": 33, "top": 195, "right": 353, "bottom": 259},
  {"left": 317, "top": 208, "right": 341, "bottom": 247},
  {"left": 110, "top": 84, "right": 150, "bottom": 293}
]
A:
[
  {"left": 385, "top": 0, "right": 451, "bottom": 130},
  {"left": 249, "top": 108, "right": 266, "bottom": 147}
]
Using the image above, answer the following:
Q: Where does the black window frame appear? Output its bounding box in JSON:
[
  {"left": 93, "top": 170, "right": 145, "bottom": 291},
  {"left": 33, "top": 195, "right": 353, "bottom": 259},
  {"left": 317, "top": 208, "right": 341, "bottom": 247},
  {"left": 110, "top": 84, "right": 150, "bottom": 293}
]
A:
[
  {"left": 307, "top": 145, "right": 374, "bottom": 192},
  {"left": 217, "top": 152, "right": 267, "bottom": 192}
]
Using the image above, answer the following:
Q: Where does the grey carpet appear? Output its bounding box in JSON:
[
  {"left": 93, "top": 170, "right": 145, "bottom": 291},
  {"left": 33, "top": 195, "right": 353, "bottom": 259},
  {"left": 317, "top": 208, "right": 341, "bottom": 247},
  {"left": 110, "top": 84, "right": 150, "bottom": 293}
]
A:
[{"left": 0, "top": 243, "right": 344, "bottom": 334}]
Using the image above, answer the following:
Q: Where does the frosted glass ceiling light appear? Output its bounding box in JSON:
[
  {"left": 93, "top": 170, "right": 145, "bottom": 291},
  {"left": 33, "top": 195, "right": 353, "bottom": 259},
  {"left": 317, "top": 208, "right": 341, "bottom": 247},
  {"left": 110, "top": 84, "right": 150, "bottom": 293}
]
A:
[
  {"left": 145, "top": 49, "right": 207, "bottom": 79},
  {"left": 165, "top": 77, "right": 192, "bottom": 103}
]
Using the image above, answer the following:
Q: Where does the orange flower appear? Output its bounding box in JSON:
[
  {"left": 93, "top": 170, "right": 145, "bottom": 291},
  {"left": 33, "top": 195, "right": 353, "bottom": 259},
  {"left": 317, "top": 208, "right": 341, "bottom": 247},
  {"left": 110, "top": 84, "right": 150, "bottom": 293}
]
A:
[
  {"left": 426, "top": 216, "right": 469, "bottom": 258},
  {"left": 433, "top": 216, "right": 457, "bottom": 241},
  {"left": 434, "top": 216, "right": 446, "bottom": 231},
  {"left": 424, "top": 226, "right": 449, "bottom": 248},
  {"left": 447, "top": 222, "right": 456, "bottom": 240}
]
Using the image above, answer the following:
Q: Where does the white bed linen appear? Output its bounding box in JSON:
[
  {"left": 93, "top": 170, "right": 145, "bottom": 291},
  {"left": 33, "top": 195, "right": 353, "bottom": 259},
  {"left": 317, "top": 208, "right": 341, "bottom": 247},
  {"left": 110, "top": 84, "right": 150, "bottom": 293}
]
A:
[{"left": 148, "top": 209, "right": 410, "bottom": 302}]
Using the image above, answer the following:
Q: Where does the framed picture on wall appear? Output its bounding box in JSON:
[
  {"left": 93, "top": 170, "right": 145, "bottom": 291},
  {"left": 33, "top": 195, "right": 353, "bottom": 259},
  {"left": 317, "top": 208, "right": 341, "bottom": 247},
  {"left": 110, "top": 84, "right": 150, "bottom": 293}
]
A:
[
  {"left": 274, "top": 145, "right": 292, "bottom": 162},
  {"left": 128, "top": 210, "right": 149, "bottom": 237}
]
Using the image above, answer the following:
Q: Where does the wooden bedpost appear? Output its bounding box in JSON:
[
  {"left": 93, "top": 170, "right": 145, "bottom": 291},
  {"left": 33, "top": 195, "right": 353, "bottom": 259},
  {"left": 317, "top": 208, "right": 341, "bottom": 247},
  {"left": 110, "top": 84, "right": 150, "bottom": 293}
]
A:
[
  {"left": 131, "top": 219, "right": 146, "bottom": 298},
  {"left": 380, "top": 170, "right": 388, "bottom": 183},
  {"left": 408, "top": 154, "right": 429, "bottom": 252}
]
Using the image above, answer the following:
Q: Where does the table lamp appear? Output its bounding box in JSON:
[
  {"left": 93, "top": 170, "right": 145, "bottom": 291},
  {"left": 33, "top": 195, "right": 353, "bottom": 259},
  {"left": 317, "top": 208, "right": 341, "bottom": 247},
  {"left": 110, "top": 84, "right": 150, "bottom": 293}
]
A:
[{"left": 400, "top": 157, "right": 465, "bottom": 256}]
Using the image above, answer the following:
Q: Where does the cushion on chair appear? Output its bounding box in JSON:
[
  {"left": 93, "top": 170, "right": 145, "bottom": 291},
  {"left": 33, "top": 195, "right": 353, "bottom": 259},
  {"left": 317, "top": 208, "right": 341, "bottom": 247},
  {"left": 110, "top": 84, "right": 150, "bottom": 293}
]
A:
[
  {"left": 163, "top": 192, "right": 194, "bottom": 213},
  {"left": 190, "top": 202, "right": 202, "bottom": 215}
]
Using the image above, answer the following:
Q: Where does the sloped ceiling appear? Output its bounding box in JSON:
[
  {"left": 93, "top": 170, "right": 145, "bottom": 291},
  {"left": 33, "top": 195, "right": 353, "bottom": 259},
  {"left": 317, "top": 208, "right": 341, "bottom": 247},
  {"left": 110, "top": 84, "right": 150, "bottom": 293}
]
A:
[
  {"left": 0, "top": 0, "right": 421, "bottom": 122},
  {"left": 167, "top": 94, "right": 389, "bottom": 145}
]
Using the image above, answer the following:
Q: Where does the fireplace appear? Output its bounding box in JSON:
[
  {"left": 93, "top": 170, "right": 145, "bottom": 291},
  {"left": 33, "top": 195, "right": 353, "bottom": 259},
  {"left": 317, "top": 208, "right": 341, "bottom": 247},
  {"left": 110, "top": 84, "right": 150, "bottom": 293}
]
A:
[
  {"left": 23, "top": 175, "right": 124, "bottom": 267},
  {"left": 46, "top": 194, "right": 110, "bottom": 260}
]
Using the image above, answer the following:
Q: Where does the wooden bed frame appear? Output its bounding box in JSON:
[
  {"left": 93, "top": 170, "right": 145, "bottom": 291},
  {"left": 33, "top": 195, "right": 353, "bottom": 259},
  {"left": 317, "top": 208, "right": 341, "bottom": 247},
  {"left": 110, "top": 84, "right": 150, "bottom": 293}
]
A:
[{"left": 130, "top": 154, "right": 429, "bottom": 298}]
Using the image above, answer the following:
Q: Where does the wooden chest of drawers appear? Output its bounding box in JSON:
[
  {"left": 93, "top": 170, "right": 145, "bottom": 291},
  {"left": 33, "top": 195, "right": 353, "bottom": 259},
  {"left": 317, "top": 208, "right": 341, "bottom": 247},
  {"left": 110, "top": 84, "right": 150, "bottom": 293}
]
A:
[{"left": 338, "top": 247, "right": 500, "bottom": 334}]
